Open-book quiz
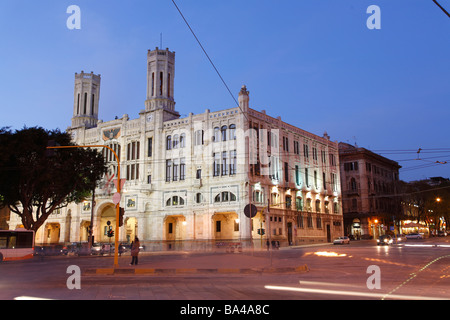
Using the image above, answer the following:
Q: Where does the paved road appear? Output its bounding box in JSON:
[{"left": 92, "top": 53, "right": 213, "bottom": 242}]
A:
[{"left": 1, "top": 238, "right": 449, "bottom": 301}]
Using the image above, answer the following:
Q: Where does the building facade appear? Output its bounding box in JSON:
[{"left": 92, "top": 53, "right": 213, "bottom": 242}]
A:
[
  {"left": 338, "top": 142, "right": 401, "bottom": 239},
  {"left": 8, "top": 47, "right": 344, "bottom": 249}
]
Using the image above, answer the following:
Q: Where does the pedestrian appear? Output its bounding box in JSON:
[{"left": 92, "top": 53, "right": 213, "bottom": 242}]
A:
[{"left": 130, "top": 237, "right": 140, "bottom": 266}]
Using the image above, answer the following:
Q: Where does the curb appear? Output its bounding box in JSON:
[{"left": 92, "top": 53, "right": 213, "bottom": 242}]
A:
[{"left": 84, "top": 264, "right": 309, "bottom": 275}]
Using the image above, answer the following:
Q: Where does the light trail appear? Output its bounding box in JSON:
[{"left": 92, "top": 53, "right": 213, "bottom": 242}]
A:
[{"left": 264, "top": 283, "right": 447, "bottom": 300}]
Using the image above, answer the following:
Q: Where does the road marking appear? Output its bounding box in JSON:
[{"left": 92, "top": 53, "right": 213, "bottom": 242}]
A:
[{"left": 381, "top": 254, "right": 450, "bottom": 300}]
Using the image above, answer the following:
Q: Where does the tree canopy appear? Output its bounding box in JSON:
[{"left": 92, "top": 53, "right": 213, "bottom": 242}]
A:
[{"left": 0, "top": 127, "right": 107, "bottom": 231}]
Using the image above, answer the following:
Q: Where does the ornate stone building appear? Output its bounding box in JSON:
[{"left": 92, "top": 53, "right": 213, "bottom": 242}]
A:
[{"left": 8, "top": 47, "right": 344, "bottom": 249}]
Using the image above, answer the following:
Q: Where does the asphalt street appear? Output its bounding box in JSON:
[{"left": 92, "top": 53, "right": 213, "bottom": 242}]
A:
[{"left": 0, "top": 238, "right": 449, "bottom": 301}]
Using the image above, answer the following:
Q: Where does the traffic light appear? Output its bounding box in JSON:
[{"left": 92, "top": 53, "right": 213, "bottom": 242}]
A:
[
  {"left": 107, "top": 229, "right": 114, "bottom": 238},
  {"left": 257, "top": 228, "right": 265, "bottom": 235},
  {"left": 119, "top": 207, "right": 125, "bottom": 227}
]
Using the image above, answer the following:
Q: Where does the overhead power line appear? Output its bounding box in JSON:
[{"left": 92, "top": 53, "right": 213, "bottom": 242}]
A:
[
  {"left": 432, "top": 0, "right": 450, "bottom": 18},
  {"left": 171, "top": 0, "right": 248, "bottom": 121}
]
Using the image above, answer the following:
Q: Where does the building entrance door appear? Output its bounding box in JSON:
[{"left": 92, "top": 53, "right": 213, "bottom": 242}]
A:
[
  {"left": 287, "top": 222, "right": 293, "bottom": 245},
  {"left": 326, "top": 224, "right": 331, "bottom": 242}
]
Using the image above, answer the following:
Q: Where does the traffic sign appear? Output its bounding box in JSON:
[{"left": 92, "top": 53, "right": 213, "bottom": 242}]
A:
[
  {"left": 112, "top": 192, "right": 121, "bottom": 205},
  {"left": 244, "top": 204, "right": 257, "bottom": 218}
]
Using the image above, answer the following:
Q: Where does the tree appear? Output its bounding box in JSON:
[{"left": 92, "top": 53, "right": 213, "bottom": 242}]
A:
[
  {"left": 400, "top": 179, "right": 450, "bottom": 233},
  {"left": 0, "top": 127, "right": 107, "bottom": 232}
]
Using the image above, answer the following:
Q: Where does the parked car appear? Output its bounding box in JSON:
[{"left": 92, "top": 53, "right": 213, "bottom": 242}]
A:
[
  {"left": 91, "top": 243, "right": 112, "bottom": 255},
  {"left": 377, "top": 235, "right": 393, "bottom": 245},
  {"left": 333, "top": 236, "right": 350, "bottom": 245},
  {"left": 437, "top": 230, "right": 448, "bottom": 237},
  {"left": 395, "top": 234, "right": 407, "bottom": 242},
  {"left": 406, "top": 233, "right": 423, "bottom": 239},
  {"left": 34, "top": 245, "right": 68, "bottom": 256}
]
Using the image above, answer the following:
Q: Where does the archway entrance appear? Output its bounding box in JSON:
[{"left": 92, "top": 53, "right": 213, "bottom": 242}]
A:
[
  {"left": 99, "top": 203, "right": 116, "bottom": 243},
  {"left": 45, "top": 223, "right": 60, "bottom": 244},
  {"left": 125, "top": 217, "right": 138, "bottom": 243},
  {"left": 164, "top": 215, "right": 186, "bottom": 241},
  {"left": 79, "top": 220, "right": 90, "bottom": 242},
  {"left": 212, "top": 212, "right": 239, "bottom": 240}
]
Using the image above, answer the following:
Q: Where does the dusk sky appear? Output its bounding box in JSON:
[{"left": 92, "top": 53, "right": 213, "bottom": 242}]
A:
[{"left": 0, "top": 0, "right": 449, "bottom": 182}]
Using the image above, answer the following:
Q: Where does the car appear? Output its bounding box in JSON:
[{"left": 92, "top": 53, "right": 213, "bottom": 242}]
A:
[
  {"left": 333, "top": 236, "right": 350, "bottom": 245},
  {"left": 395, "top": 234, "right": 407, "bottom": 242},
  {"left": 90, "top": 243, "right": 111, "bottom": 255},
  {"left": 377, "top": 235, "right": 393, "bottom": 245},
  {"left": 437, "top": 230, "right": 448, "bottom": 237},
  {"left": 405, "top": 233, "right": 423, "bottom": 239},
  {"left": 34, "top": 245, "right": 68, "bottom": 256}
]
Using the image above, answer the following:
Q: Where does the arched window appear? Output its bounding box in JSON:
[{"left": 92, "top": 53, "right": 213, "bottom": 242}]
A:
[
  {"left": 315, "top": 199, "right": 321, "bottom": 213},
  {"left": 195, "top": 193, "right": 202, "bottom": 204},
  {"left": 166, "top": 135, "right": 172, "bottom": 150},
  {"left": 296, "top": 197, "right": 303, "bottom": 211},
  {"left": 229, "top": 124, "right": 236, "bottom": 140},
  {"left": 214, "top": 192, "right": 237, "bottom": 203},
  {"left": 173, "top": 134, "right": 179, "bottom": 149},
  {"left": 214, "top": 127, "right": 220, "bottom": 142},
  {"left": 180, "top": 133, "right": 186, "bottom": 148},
  {"left": 221, "top": 125, "right": 227, "bottom": 141},
  {"left": 166, "top": 196, "right": 185, "bottom": 207}
]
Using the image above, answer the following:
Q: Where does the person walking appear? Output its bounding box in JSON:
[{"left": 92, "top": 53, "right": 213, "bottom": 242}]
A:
[{"left": 130, "top": 237, "right": 140, "bottom": 266}]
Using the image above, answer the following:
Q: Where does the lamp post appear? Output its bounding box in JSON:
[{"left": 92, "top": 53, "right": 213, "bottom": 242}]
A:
[{"left": 47, "top": 144, "right": 122, "bottom": 267}]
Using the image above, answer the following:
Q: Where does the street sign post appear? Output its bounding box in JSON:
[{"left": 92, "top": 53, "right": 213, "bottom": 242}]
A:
[{"left": 244, "top": 204, "right": 257, "bottom": 218}]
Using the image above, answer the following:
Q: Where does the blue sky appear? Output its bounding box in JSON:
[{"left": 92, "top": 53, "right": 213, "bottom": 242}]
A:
[{"left": 0, "top": 0, "right": 449, "bottom": 182}]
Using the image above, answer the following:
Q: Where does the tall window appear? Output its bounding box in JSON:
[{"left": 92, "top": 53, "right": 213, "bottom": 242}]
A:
[
  {"left": 213, "top": 152, "right": 220, "bottom": 176},
  {"left": 195, "top": 130, "right": 204, "bottom": 145},
  {"left": 167, "top": 73, "right": 171, "bottom": 96},
  {"left": 147, "top": 137, "right": 153, "bottom": 157},
  {"left": 126, "top": 141, "right": 140, "bottom": 181},
  {"left": 305, "top": 168, "right": 309, "bottom": 187},
  {"left": 222, "top": 152, "right": 228, "bottom": 175},
  {"left": 159, "top": 72, "right": 163, "bottom": 96},
  {"left": 173, "top": 135, "right": 179, "bottom": 149},
  {"left": 83, "top": 92, "right": 87, "bottom": 114},
  {"left": 77, "top": 93, "right": 80, "bottom": 114},
  {"left": 221, "top": 126, "right": 227, "bottom": 141},
  {"left": 166, "top": 160, "right": 172, "bottom": 182},
  {"left": 315, "top": 199, "right": 321, "bottom": 213},
  {"left": 214, "top": 127, "right": 220, "bottom": 142},
  {"left": 180, "top": 133, "right": 186, "bottom": 148},
  {"left": 229, "top": 124, "right": 236, "bottom": 140},
  {"left": 91, "top": 94, "right": 95, "bottom": 115},
  {"left": 166, "top": 135, "right": 172, "bottom": 150},
  {"left": 173, "top": 160, "right": 179, "bottom": 181},
  {"left": 151, "top": 72, "right": 155, "bottom": 96},
  {"left": 230, "top": 150, "right": 237, "bottom": 175},
  {"left": 180, "top": 158, "right": 186, "bottom": 180},
  {"left": 284, "top": 162, "right": 289, "bottom": 182},
  {"left": 296, "top": 197, "right": 303, "bottom": 211}
]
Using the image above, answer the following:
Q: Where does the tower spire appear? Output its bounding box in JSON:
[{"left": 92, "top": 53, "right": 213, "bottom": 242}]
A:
[
  {"left": 145, "top": 47, "right": 178, "bottom": 118},
  {"left": 71, "top": 71, "right": 101, "bottom": 129}
]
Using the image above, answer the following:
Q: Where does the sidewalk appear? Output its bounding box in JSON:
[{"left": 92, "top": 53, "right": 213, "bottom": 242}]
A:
[{"left": 84, "top": 249, "right": 310, "bottom": 275}]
